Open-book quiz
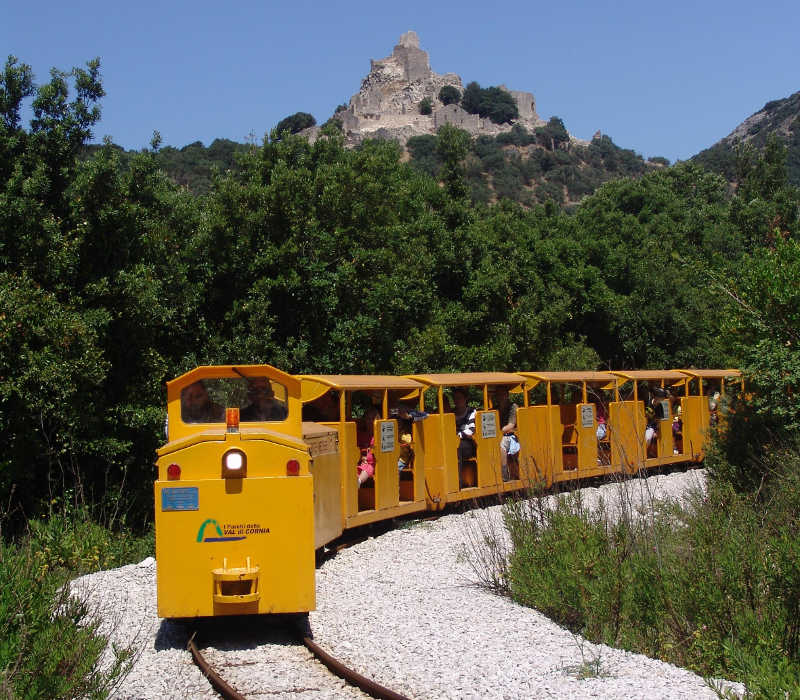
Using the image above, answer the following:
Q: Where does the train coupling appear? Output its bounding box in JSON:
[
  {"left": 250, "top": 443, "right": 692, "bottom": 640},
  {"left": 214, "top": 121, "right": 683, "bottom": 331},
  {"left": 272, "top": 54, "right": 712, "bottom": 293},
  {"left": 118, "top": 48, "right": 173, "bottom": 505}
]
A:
[{"left": 211, "top": 557, "right": 261, "bottom": 604}]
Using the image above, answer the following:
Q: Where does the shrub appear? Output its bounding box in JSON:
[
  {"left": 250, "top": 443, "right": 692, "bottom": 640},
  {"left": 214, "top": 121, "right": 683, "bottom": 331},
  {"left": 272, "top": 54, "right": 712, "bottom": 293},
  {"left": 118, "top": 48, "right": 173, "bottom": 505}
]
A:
[
  {"left": 274, "top": 111, "right": 316, "bottom": 137},
  {"left": 535, "top": 117, "right": 570, "bottom": 151},
  {"left": 419, "top": 97, "right": 433, "bottom": 115},
  {"left": 406, "top": 134, "right": 442, "bottom": 177},
  {"left": 494, "top": 455, "right": 800, "bottom": 698},
  {"left": 0, "top": 528, "right": 141, "bottom": 697},
  {"left": 460, "top": 82, "right": 519, "bottom": 125},
  {"left": 438, "top": 85, "right": 461, "bottom": 106}
]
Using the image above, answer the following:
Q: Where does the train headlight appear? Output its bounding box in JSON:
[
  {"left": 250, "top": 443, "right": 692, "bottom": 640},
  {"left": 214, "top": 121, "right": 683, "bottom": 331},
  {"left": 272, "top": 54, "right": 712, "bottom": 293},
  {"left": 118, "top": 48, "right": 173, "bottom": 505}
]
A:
[{"left": 221, "top": 449, "right": 247, "bottom": 478}]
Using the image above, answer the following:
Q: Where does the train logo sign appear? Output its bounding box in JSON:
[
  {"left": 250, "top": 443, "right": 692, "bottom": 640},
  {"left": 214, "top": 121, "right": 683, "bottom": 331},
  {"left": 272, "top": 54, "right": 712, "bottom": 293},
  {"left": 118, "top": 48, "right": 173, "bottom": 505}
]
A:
[
  {"left": 196, "top": 518, "right": 246, "bottom": 543},
  {"left": 196, "top": 519, "right": 271, "bottom": 542}
]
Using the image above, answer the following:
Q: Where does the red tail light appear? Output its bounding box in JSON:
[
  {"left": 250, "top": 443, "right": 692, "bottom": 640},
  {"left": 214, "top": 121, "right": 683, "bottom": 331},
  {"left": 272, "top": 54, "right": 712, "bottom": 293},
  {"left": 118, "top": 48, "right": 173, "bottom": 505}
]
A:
[
  {"left": 286, "top": 459, "right": 300, "bottom": 476},
  {"left": 167, "top": 463, "right": 181, "bottom": 480}
]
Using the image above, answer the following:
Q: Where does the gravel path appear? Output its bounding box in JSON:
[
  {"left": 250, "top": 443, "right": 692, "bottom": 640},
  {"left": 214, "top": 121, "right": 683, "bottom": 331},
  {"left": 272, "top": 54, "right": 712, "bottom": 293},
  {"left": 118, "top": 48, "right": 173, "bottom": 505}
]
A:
[{"left": 72, "top": 468, "right": 745, "bottom": 699}]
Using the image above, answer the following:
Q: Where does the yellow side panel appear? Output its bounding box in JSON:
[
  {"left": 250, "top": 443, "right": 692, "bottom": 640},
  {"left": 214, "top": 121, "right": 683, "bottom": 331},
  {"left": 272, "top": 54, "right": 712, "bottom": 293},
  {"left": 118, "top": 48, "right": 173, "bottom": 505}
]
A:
[
  {"left": 411, "top": 421, "right": 426, "bottom": 502},
  {"left": 609, "top": 401, "right": 645, "bottom": 473},
  {"left": 441, "top": 413, "right": 460, "bottom": 495},
  {"left": 656, "top": 414, "right": 674, "bottom": 459},
  {"left": 518, "top": 405, "right": 559, "bottom": 486},
  {"left": 155, "top": 476, "right": 314, "bottom": 618},
  {"left": 374, "top": 419, "right": 400, "bottom": 511},
  {"left": 338, "top": 422, "right": 359, "bottom": 520},
  {"left": 475, "top": 410, "right": 503, "bottom": 488},
  {"left": 420, "top": 414, "right": 445, "bottom": 506},
  {"left": 311, "top": 451, "right": 343, "bottom": 549},
  {"left": 681, "top": 396, "right": 706, "bottom": 460}
]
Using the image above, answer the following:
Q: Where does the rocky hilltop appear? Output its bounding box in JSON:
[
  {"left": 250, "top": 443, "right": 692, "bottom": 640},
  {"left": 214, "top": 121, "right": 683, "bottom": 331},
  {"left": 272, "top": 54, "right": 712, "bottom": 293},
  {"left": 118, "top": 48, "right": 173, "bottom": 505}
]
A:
[
  {"left": 312, "top": 31, "right": 545, "bottom": 146},
  {"left": 692, "top": 90, "right": 800, "bottom": 185}
]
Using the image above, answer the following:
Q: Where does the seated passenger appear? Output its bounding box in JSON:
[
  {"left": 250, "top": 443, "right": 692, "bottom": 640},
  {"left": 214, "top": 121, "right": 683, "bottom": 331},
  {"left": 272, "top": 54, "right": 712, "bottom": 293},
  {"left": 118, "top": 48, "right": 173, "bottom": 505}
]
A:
[
  {"left": 397, "top": 432, "right": 414, "bottom": 471},
  {"left": 493, "top": 385, "right": 519, "bottom": 481},
  {"left": 645, "top": 403, "right": 657, "bottom": 446},
  {"left": 453, "top": 387, "right": 477, "bottom": 482},
  {"left": 709, "top": 391, "right": 721, "bottom": 426},
  {"left": 357, "top": 406, "right": 379, "bottom": 486},
  {"left": 390, "top": 401, "right": 429, "bottom": 471},
  {"left": 672, "top": 415, "right": 683, "bottom": 454},
  {"left": 596, "top": 414, "right": 607, "bottom": 441},
  {"left": 181, "top": 380, "right": 224, "bottom": 423},
  {"left": 241, "top": 378, "right": 288, "bottom": 421}
]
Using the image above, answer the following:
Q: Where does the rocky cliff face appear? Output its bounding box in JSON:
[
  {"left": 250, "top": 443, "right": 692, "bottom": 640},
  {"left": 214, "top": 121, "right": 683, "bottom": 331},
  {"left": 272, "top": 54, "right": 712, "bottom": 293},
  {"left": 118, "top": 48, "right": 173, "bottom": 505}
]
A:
[{"left": 311, "top": 31, "right": 544, "bottom": 146}]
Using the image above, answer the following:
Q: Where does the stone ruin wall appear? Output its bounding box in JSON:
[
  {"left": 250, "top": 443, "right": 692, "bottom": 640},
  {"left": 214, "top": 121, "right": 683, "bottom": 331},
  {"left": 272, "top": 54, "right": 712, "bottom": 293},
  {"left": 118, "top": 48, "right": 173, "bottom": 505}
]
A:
[{"left": 311, "top": 31, "right": 544, "bottom": 147}]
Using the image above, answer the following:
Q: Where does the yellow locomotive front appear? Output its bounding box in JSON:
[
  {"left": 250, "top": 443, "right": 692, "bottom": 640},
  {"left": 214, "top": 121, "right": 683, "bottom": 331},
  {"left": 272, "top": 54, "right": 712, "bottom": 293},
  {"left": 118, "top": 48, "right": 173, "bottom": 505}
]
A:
[{"left": 155, "top": 365, "right": 320, "bottom": 618}]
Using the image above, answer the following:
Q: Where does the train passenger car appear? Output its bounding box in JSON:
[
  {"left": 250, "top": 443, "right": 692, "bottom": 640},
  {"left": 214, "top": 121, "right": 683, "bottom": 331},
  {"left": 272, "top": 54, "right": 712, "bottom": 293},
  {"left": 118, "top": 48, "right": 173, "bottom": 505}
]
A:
[
  {"left": 154, "top": 365, "right": 341, "bottom": 618},
  {"left": 671, "top": 368, "right": 743, "bottom": 460},
  {"left": 516, "top": 371, "right": 622, "bottom": 485},
  {"left": 603, "top": 369, "right": 694, "bottom": 468},
  {"left": 404, "top": 373, "right": 532, "bottom": 506},
  {"left": 513, "top": 369, "right": 743, "bottom": 485},
  {"left": 297, "top": 375, "right": 429, "bottom": 527}
]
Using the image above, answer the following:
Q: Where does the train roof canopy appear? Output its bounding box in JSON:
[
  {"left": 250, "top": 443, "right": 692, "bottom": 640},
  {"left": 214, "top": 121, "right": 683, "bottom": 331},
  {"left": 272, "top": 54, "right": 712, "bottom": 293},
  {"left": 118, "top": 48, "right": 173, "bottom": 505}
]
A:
[
  {"left": 298, "top": 375, "right": 424, "bottom": 403},
  {"left": 166, "top": 364, "right": 300, "bottom": 397},
  {"left": 610, "top": 370, "right": 688, "bottom": 386},
  {"left": 676, "top": 369, "right": 742, "bottom": 379},
  {"left": 406, "top": 372, "right": 528, "bottom": 391},
  {"left": 518, "top": 371, "right": 618, "bottom": 389}
]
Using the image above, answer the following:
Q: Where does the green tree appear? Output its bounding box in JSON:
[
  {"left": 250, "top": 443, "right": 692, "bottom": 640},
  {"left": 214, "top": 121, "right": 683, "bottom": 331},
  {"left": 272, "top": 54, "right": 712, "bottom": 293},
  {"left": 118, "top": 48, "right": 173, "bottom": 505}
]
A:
[
  {"left": 419, "top": 97, "right": 432, "bottom": 115},
  {"left": 477, "top": 86, "right": 519, "bottom": 124},
  {"left": 438, "top": 85, "right": 461, "bottom": 106},
  {"left": 436, "top": 125, "right": 471, "bottom": 201},
  {"left": 273, "top": 111, "right": 316, "bottom": 137},
  {"left": 460, "top": 82, "right": 519, "bottom": 124},
  {"left": 461, "top": 81, "right": 483, "bottom": 114}
]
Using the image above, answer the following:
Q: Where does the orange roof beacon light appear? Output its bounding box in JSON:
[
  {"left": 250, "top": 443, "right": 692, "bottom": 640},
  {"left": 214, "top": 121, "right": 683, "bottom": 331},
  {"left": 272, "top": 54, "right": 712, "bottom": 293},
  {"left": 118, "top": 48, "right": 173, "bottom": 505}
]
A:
[{"left": 226, "top": 407, "right": 240, "bottom": 433}]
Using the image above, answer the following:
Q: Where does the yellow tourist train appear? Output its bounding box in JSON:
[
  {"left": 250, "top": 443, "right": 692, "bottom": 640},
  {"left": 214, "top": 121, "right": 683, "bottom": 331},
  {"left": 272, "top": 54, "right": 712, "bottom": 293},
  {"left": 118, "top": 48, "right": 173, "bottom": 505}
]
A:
[{"left": 154, "top": 365, "right": 742, "bottom": 618}]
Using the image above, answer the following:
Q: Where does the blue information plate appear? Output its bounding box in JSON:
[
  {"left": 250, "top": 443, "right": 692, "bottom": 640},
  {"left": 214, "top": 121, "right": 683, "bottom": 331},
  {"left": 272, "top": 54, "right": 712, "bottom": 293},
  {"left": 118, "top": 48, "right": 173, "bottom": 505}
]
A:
[{"left": 161, "top": 487, "right": 199, "bottom": 511}]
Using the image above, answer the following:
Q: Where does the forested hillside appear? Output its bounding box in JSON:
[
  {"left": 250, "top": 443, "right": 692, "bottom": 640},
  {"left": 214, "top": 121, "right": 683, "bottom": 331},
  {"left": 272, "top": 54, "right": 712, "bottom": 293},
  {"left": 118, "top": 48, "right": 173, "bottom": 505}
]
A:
[
  {"left": 406, "top": 118, "right": 665, "bottom": 207},
  {"left": 2, "top": 57, "right": 799, "bottom": 697},
  {"left": 96, "top": 115, "right": 665, "bottom": 205},
  {"left": 3, "top": 55, "right": 798, "bottom": 518}
]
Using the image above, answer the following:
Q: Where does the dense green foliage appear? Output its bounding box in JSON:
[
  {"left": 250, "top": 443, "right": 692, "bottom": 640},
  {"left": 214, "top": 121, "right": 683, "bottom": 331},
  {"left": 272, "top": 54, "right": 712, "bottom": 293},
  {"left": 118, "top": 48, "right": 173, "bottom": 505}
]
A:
[
  {"left": 460, "top": 81, "right": 519, "bottom": 124},
  {"left": 438, "top": 85, "right": 461, "bottom": 106},
  {"left": 1, "top": 55, "right": 799, "bottom": 695},
  {"left": 0, "top": 510, "right": 151, "bottom": 697},
  {"left": 83, "top": 138, "right": 248, "bottom": 195},
  {"left": 419, "top": 97, "right": 432, "bottom": 115},
  {"left": 273, "top": 111, "right": 316, "bottom": 137},
  {"left": 409, "top": 124, "right": 658, "bottom": 207}
]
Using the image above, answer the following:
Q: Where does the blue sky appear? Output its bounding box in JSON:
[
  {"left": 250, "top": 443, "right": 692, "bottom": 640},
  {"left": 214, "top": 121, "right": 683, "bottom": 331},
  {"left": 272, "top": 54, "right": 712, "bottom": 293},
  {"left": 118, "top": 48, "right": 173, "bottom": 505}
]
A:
[{"left": 3, "top": 0, "right": 797, "bottom": 163}]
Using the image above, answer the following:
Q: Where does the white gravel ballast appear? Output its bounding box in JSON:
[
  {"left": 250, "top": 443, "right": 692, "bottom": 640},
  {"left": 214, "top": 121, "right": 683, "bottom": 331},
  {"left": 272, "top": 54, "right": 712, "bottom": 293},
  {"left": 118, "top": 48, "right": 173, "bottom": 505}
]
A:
[{"left": 73, "top": 468, "right": 746, "bottom": 699}]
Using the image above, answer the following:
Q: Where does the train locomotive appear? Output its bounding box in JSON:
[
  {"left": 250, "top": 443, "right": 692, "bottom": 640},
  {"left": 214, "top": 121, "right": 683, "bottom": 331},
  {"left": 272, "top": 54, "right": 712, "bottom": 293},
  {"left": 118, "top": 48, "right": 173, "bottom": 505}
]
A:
[{"left": 154, "top": 364, "right": 741, "bottom": 619}]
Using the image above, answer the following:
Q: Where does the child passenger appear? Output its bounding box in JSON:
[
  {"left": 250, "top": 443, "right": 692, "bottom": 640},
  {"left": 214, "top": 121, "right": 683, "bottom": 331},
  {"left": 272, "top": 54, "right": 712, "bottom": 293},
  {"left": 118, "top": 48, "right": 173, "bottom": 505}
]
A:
[{"left": 357, "top": 406, "right": 379, "bottom": 486}]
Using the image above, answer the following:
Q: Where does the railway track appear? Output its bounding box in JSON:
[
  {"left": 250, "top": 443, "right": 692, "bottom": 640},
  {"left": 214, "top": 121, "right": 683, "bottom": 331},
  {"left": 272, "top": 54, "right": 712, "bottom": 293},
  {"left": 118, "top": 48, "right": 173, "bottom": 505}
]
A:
[{"left": 188, "top": 616, "right": 410, "bottom": 700}]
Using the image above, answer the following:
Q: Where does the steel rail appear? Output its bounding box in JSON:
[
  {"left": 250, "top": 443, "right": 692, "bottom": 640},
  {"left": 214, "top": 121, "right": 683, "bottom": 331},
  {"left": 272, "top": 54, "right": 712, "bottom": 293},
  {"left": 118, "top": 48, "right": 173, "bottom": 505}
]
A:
[
  {"left": 189, "top": 629, "right": 410, "bottom": 700},
  {"left": 187, "top": 635, "right": 247, "bottom": 700},
  {"left": 301, "top": 635, "right": 411, "bottom": 700}
]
